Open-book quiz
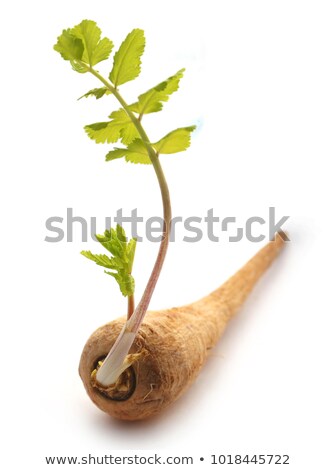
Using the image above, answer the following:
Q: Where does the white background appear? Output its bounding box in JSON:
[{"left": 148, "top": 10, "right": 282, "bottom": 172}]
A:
[{"left": 1, "top": 1, "right": 335, "bottom": 468}]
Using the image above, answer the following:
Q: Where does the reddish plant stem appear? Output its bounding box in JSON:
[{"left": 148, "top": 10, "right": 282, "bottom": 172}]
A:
[
  {"left": 127, "top": 294, "right": 135, "bottom": 320},
  {"left": 88, "top": 67, "right": 172, "bottom": 334}
]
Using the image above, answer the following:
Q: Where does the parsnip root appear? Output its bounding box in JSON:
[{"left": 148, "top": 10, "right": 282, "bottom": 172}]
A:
[{"left": 79, "top": 233, "right": 286, "bottom": 421}]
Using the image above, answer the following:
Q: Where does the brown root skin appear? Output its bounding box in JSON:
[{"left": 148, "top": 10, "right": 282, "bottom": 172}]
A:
[{"left": 79, "top": 233, "right": 286, "bottom": 421}]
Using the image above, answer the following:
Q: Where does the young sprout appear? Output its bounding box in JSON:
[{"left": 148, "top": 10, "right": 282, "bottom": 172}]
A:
[
  {"left": 81, "top": 225, "right": 136, "bottom": 320},
  {"left": 54, "top": 21, "right": 195, "bottom": 388}
]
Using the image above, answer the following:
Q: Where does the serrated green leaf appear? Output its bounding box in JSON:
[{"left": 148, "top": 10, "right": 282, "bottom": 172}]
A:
[
  {"left": 127, "top": 238, "right": 137, "bottom": 271},
  {"left": 71, "top": 20, "right": 113, "bottom": 66},
  {"left": 78, "top": 87, "right": 112, "bottom": 100},
  {"left": 106, "top": 139, "right": 151, "bottom": 165},
  {"left": 110, "top": 29, "right": 145, "bottom": 86},
  {"left": 125, "top": 139, "right": 151, "bottom": 164},
  {"left": 81, "top": 251, "right": 118, "bottom": 269},
  {"left": 106, "top": 125, "right": 196, "bottom": 163},
  {"left": 129, "top": 69, "right": 185, "bottom": 115},
  {"left": 96, "top": 229, "right": 125, "bottom": 259},
  {"left": 105, "top": 148, "right": 127, "bottom": 161},
  {"left": 116, "top": 224, "right": 127, "bottom": 243},
  {"left": 84, "top": 121, "right": 121, "bottom": 144},
  {"left": 54, "top": 29, "right": 84, "bottom": 62},
  {"left": 82, "top": 225, "right": 137, "bottom": 297},
  {"left": 153, "top": 126, "right": 196, "bottom": 154},
  {"left": 105, "top": 271, "right": 135, "bottom": 297},
  {"left": 84, "top": 109, "right": 139, "bottom": 145},
  {"left": 109, "top": 109, "right": 139, "bottom": 144}
]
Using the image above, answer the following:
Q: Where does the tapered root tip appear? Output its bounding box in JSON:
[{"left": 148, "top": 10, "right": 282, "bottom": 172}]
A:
[
  {"left": 244, "top": 230, "right": 288, "bottom": 282},
  {"left": 195, "top": 230, "right": 289, "bottom": 320},
  {"left": 273, "top": 230, "right": 289, "bottom": 243},
  {"left": 269, "top": 230, "right": 288, "bottom": 256}
]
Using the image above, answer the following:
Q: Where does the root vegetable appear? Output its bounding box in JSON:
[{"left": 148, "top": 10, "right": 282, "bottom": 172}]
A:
[{"left": 79, "top": 232, "right": 285, "bottom": 421}]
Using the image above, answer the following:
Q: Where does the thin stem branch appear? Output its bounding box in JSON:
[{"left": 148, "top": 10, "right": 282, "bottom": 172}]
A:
[
  {"left": 127, "top": 294, "right": 134, "bottom": 320},
  {"left": 85, "top": 65, "right": 172, "bottom": 386}
]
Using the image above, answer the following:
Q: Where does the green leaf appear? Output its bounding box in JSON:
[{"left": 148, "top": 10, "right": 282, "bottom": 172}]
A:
[
  {"left": 80, "top": 251, "right": 118, "bottom": 269},
  {"left": 110, "top": 29, "right": 145, "bottom": 87},
  {"left": 125, "top": 139, "right": 151, "bottom": 164},
  {"left": 84, "top": 121, "right": 121, "bottom": 144},
  {"left": 54, "top": 29, "right": 84, "bottom": 62},
  {"left": 105, "top": 271, "right": 135, "bottom": 297},
  {"left": 105, "top": 148, "right": 127, "bottom": 161},
  {"left": 78, "top": 87, "right": 112, "bottom": 100},
  {"left": 153, "top": 126, "right": 196, "bottom": 154},
  {"left": 71, "top": 20, "right": 113, "bottom": 66},
  {"left": 129, "top": 69, "right": 185, "bottom": 115},
  {"left": 82, "top": 225, "right": 137, "bottom": 297},
  {"left": 127, "top": 238, "right": 137, "bottom": 271},
  {"left": 84, "top": 109, "right": 139, "bottom": 144},
  {"left": 95, "top": 229, "right": 125, "bottom": 259},
  {"left": 109, "top": 109, "right": 139, "bottom": 144},
  {"left": 105, "top": 126, "right": 196, "bottom": 164},
  {"left": 106, "top": 139, "right": 151, "bottom": 164}
]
